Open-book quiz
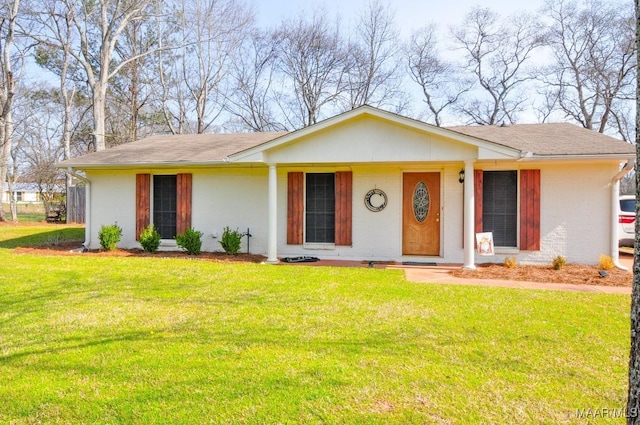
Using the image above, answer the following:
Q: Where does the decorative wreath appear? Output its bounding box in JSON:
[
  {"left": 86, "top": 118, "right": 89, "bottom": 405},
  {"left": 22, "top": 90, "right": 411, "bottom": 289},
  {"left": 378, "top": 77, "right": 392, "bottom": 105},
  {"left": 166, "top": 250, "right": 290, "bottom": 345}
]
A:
[{"left": 364, "top": 188, "right": 388, "bottom": 212}]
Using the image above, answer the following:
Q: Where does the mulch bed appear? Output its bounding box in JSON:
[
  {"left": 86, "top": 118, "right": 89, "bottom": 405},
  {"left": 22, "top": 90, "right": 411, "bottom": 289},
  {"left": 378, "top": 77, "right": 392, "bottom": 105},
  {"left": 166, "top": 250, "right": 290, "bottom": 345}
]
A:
[
  {"left": 14, "top": 241, "right": 267, "bottom": 264},
  {"left": 11, "top": 239, "right": 635, "bottom": 287},
  {"left": 450, "top": 263, "right": 632, "bottom": 287}
]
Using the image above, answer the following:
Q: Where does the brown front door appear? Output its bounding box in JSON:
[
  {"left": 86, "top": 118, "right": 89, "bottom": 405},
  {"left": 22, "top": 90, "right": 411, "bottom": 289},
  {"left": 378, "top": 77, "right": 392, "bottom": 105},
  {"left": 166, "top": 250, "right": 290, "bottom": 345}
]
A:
[{"left": 403, "top": 172, "right": 440, "bottom": 255}]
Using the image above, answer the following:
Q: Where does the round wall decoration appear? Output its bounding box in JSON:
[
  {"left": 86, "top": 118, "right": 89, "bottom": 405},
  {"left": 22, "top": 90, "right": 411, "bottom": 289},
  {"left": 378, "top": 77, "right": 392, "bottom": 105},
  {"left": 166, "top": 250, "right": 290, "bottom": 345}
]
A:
[{"left": 365, "top": 188, "right": 388, "bottom": 212}]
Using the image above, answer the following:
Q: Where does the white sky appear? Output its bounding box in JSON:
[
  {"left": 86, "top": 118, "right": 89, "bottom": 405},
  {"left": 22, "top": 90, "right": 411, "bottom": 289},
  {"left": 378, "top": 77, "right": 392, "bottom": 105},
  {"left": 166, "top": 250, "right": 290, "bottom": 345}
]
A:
[{"left": 251, "top": 0, "right": 542, "bottom": 35}]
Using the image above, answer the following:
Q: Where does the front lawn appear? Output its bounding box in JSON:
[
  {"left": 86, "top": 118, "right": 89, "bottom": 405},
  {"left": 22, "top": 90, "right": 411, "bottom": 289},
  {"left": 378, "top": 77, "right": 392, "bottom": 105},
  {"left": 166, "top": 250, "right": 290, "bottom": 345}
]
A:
[
  {"left": 2, "top": 203, "right": 47, "bottom": 222},
  {"left": 0, "top": 226, "right": 631, "bottom": 424}
]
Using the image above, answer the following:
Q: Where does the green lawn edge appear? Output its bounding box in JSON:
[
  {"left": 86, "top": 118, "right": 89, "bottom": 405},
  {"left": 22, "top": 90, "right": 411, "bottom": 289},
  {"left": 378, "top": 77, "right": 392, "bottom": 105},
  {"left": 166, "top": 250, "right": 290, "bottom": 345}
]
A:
[{"left": 0, "top": 225, "right": 630, "bottom": 424}]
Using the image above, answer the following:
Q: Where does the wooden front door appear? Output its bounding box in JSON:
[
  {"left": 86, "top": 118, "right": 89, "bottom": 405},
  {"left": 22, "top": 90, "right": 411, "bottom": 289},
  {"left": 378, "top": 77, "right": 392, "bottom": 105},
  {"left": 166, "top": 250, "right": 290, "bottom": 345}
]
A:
[{"left": 403, "top": 172, "right": 440, "bottom": 255}]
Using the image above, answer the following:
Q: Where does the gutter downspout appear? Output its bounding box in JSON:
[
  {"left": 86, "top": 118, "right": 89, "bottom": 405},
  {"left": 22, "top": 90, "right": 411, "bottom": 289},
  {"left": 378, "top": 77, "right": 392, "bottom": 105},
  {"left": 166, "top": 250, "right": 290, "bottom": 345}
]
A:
[
  {"left": 611, "top": 160, "right": 634, "bottom": 270},
  {"left": 66, "top": 167, "right": 91, "bottom": 250}
]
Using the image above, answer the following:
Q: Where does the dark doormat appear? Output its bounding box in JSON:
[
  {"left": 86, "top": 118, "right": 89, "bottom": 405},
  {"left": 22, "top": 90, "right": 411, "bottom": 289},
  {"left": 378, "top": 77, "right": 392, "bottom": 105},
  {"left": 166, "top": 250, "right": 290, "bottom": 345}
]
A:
[
  {"left": 282, "top": 256, "right": 320, "bottom": 263},
  {"left": 402, "top": 261, "right": 437, "bottom": 266}
]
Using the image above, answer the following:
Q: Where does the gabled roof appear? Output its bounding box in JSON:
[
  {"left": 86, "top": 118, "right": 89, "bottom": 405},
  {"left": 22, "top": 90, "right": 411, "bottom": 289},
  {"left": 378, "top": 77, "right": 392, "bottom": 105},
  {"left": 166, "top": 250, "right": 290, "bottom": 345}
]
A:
[
  {"left": 227, "top": 106, "right": 522, "bottom": 161},
  {"left": 57, "top": 106, "right": 635, "bottom": 169}
]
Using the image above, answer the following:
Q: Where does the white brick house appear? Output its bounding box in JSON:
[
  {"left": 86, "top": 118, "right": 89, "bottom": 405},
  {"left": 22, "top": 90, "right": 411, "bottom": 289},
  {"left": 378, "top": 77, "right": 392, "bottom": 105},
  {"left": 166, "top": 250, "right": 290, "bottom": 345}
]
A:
[{"left": 58, "top": 106, "right": 635, "bottom": 268}]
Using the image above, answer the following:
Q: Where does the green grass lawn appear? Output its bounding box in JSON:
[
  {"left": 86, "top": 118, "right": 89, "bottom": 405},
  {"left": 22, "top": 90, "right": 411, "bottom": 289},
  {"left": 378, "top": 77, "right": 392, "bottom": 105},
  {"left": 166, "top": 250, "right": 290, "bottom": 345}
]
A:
[
  {"left": 2, "top": 203, "right": 47, "bottom": 222},
  {"left": 0, "top": 226, "right": 631, "bottom": 424}
]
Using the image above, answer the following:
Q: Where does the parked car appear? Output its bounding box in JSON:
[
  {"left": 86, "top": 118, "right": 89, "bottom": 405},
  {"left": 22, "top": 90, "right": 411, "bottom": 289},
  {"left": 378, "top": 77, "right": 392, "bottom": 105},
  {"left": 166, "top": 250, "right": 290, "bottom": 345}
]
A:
[{"left": 619, "top": 195, "right": 635, "bottom": 247}]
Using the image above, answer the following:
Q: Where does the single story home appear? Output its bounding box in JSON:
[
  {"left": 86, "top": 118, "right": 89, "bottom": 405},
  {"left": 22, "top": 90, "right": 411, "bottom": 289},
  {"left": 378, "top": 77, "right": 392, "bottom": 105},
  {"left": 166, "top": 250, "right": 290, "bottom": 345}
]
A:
[
  {"left": 58, "top": 106, "right": 635, "bottom": 269},
  {"left": 2, "top": 182, "right": 43, "bottom": 204}
]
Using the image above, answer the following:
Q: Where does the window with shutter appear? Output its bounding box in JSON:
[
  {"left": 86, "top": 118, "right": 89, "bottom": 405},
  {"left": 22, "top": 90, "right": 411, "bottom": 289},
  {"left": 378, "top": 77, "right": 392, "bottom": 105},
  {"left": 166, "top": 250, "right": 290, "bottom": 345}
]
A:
[
  {"left": 137, "top": 173, "right": 192, "bottom": 240},
  {"left": 287, "top": 171, "right": 352, "bottom": 246},
  {"left": 306, "top": 173, "right": 336, "bottom": 243}
]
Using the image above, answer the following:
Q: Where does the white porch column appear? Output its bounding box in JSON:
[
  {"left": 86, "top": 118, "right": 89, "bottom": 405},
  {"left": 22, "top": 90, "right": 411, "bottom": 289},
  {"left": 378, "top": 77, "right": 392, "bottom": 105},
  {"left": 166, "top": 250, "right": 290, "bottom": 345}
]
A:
[
  {"left": 266, "top": 164, "right": 279, "bottom": 264},
  {"left": 463, "top": 161, "right": 476, "bottom": 270}
]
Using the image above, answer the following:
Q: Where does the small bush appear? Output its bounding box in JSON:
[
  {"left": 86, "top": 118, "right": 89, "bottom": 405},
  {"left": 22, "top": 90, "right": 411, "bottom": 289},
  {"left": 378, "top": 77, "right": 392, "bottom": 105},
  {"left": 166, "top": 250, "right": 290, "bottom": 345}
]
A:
[
  {"left": 98, "top": 223, "right": 122, "bottom": 251},
  {"left": 46, "top": 230, "right": 65, "bottom": 246},
  {"left": 176, "top": 227, "right": 203, "bottom": 255},
  {"left": 219, "top": 226, "right": 243, "bottom": 255},
  {"left": 139, "top": 225, "right": 161, "bottom": 253},
  {"left": 598, "top": 254, "right": 615, "bottom": 271},
  {"left": 504, "top": 256, "right": 517, "bottom": 268},
  {"left": 552, "top": 255, "right": 567, "bottom": 270}
]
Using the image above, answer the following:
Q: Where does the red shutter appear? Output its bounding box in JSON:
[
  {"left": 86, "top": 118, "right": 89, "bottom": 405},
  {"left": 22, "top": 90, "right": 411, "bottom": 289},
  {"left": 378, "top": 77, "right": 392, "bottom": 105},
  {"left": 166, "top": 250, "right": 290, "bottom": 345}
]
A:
[
  {"left": 520, "top": 169, "right": 540, "bottom": 250},
  {"left": 287, "top": 172, "right": 304, "bottom": 245},
  {"left": 176, "top": 173, "right": 192, "bottom": 235},
  {"left": 474, "top": 170, "right": 483, "bottom": 235},
  {"left": 135, "top": 174, "right": 150, "bottom": 240},
  {"left": 335, "top": 171, "right": 352, "bottom": 246}
]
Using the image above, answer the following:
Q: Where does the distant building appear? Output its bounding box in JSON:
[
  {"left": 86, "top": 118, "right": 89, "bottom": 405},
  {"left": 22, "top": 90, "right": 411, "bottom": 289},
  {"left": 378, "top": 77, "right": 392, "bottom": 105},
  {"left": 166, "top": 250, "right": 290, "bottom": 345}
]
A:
[{"left": 2, "top": 183, "right": 43, "bottom": 204}]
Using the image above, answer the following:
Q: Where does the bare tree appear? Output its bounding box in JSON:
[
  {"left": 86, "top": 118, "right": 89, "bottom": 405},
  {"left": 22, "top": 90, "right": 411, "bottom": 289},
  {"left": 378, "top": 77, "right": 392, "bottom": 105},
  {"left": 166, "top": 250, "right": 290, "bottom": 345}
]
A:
[
  {"left": 108, "top": 17, "right": 161, "bottom": 144},
  {"left": 6, "top": 89, "right": 26, "bottom": 222},
  {"left": 9, "top": 86, "right": 66, "bottom": 216},
  {"left": 451, "top": 7, "right": 545, "bottom": 125},
  {"left": 407, "top": 24, "right": 471, "bottom": 126},
  {"left": 27, "top": 0, "right": 83, "bottom": 205},
  {"left": 53, "top": 0, "right": 160, "bottom": 151},
  {"left": 541, "top": 0, "right": 635, "bottom": 139},
  {"left": 0, "top": 0, "right": 20, "bottom": 222},
  {"left": 224, "top": 29, "right": 285, "bottom": 131},
  {"left": 344, "top": 0, "right": 405, "bottom": 111},
  {"left": 154, "top": 7, "right": 187, "bottom": 135},
  {"left": 7, "top": 134, "right": 20, "bottom": 220},
  {"left": 275, "top": 10, "right": 348, "bottom": 129},
  {"left": 157, "top": 0, "right": 253, "bottom": 134}
]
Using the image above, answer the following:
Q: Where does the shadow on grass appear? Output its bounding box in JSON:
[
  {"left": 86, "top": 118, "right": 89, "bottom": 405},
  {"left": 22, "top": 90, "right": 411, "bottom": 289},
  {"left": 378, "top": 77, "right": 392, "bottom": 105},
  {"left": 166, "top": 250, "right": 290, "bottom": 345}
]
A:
[
  {"left": 0, "top": 330, "right": 157, "bottom": 363},
  {"left": 0, "top": 228, "right": 84, "bottom": 249}
]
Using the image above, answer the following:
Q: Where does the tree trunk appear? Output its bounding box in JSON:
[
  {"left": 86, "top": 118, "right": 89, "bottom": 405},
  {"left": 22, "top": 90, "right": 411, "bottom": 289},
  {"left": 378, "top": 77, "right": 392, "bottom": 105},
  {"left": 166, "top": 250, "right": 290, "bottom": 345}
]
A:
[
  {"left": 627, "top": 1, "right": 640, "bottom": 423},
  {"left": 8, "top": 165, "right": 17, "bottom": 222},
  {"left": 0, "top": 0, "right": 18, "bottom": 222},
  {"left": 0, "top": 122, "right": 9, "bottom": 222},
  {"left": 9, "top": 196, "right": 16, "bottom": 220},
  {"left": 93, "top": 82, "right": 107, "bottom": 151}
]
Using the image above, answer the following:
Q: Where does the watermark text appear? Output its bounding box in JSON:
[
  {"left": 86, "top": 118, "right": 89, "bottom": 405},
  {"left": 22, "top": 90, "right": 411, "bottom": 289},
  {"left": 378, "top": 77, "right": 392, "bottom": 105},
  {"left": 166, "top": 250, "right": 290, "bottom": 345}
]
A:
[{"left": 575, "top": 407, "right": 639, "bottom": 419}]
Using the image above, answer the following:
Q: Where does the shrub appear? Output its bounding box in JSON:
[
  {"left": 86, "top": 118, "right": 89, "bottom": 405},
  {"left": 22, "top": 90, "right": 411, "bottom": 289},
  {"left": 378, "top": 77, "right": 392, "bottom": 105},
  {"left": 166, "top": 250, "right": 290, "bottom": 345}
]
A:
[
  {"left": 98, "top": 223, "right": 122, "bottom": 251},
  {"left": 219, "top": 226, "right": 243, "bottom": 255},
  {"left": 176, "top": 227, "right": 203, "bottom": 255},
  {"left": 552, "top": 255, "right": 567, "bottom": 270},
  {"left": 139, "top": 224, "right": 161, "bottom": 253},
  {"left": 46, "top": 230, "right": 65, "bottom": 246},
  {"left": 598, "top": 254, "right": 615, "bottom": 271},
  {"left": 504, "top": 256, "right": 517, "bottom": 268}
]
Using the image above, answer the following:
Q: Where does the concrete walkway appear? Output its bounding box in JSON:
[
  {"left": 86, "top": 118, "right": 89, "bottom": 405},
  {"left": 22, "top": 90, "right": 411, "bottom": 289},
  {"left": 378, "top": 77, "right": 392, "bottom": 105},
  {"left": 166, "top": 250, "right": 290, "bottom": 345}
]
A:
[{"left": 280, "top": 254, "right": 633, "bottom": 295}]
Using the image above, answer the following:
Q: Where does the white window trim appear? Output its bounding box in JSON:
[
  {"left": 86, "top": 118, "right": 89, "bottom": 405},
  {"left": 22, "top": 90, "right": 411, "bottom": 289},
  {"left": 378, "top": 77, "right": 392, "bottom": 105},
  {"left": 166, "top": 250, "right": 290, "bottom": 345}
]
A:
[
  {"left": 303, "top": 242, "right": 336, "bottom": 250},
  {"left": 482, "top": 169, "right": 519, "bottom": 249},
  {"left": 303, "top": 172, "right": 337, "bottom": 246}
]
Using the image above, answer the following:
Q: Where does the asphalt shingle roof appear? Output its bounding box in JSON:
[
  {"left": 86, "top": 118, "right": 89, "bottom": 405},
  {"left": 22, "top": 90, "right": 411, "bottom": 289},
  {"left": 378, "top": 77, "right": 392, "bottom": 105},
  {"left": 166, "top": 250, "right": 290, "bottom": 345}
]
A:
[
  {"left": 446, "top": 122, "right": 635, "bottom": 156},
  {"left": 60, "top": 132, "right": 288, "bottom": 167},
  {"left": 58, "top": 117, "right": 634, "bottom": 169}
]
